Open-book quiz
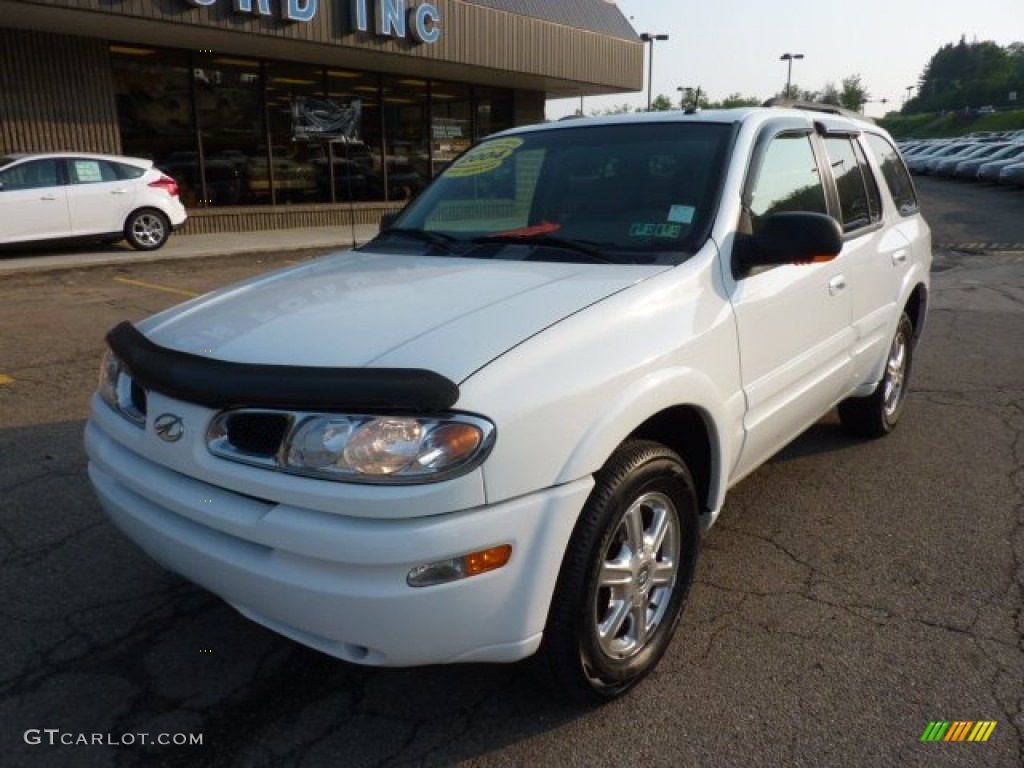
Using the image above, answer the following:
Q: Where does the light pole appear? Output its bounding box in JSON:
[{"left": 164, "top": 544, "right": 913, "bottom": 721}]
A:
[
  {"left": 640, "top": 33, "right": 669, "bottom": 111},
  {"left": 904, "top": 85, "right": 914, "bottom": 106},
  {"left": 780, "top": 52, "right": 804, "bottom": 99}
]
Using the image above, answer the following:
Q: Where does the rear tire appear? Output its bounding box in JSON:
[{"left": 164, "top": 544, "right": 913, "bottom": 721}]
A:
[
  {"left": 838, "top": 312, "right": 914, "bottom": 438},
  {"left": 538, "top": 440, "right": 700, "bottom": 704},
  {"left": 125, "top": 209, "right": 170, "bottom": 251}
]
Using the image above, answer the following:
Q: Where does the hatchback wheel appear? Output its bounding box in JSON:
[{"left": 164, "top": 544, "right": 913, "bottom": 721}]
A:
[
  {"left": 125, "top": 209, "right": 170, "bottom": 251},
  {"left": 538, "top": 440, "right": 700, "bottom": 703}
]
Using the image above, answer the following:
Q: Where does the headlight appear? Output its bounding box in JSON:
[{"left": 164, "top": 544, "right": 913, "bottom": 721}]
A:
[
  {"left": 209, "top": 410, "right": 495, "bottom": 484},
  {"left": 97, "top": 350, "right": 145, "bottom": 426},
  {"left": 98, "top": 350, "right": 119, "bottom": 410}
]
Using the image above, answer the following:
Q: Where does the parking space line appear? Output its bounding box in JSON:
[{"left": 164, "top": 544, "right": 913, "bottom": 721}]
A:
[
  {"left": 0, "top": 374, "right": 14, "bottom": 385},
  {"left": 113, "top": 277, "right": 201, "bottom": 298}
]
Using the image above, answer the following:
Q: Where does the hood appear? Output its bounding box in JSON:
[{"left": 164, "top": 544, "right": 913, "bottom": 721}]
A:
[{"left": 140, "top": 251, "right": 665, "bottom": 382}]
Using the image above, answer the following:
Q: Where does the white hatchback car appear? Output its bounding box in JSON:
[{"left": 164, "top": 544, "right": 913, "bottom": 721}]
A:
[
  {"left": 85, "top": 103, "right": 931, "bottom": 702},
  {"left": 0, "top": 153, "right": 187, "bottom": 250}
]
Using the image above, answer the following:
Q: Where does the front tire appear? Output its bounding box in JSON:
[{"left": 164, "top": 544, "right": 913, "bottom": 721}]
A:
[
  {"left": 538, "top": 440, "right": 700, "bottom": 704},
  {"left": 838, "top": 312, "right": 914, "bottom": 438},
  {"left": 125, "top": 209, "right": 170, "bottom": 251}
]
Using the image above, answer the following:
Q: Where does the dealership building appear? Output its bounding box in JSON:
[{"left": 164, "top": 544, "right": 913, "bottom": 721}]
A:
[{"left": 0, "top": 0, "right": 642, "bottom": 232}]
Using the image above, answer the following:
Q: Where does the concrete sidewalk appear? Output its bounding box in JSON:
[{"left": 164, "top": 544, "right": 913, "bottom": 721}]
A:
[{"left": 0, "top": 223, "right": 379, "bottom": 275}]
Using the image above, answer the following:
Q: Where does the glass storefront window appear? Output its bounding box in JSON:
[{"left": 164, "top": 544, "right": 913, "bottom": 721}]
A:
[
  {"left": 327, "top": 70, "right": 382, "bottom": 202},
  {"left": 382, "top": 76, "right": 429, "bottom": 202},
  {"left": 111, "top": 46, "right": 513, "bottom": 209},
  {"left": 472, "top": 87, "right": 513, "bottom": 141},
  {"left": 192, "top": 54, "right": 265, "bottom": 206},
  {"left": 111, "top": 47, "right": 195, "bottom": 198},
  {"left": 430, "top": 81, "right": 471, "bottom": 177},
  {"left": 264, "top": 63, "right": 326, "bottom": 204}
]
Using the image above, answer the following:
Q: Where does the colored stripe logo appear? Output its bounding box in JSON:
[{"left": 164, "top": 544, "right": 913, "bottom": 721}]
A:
[{"left": 920, "top": 721, "right": 997, "bottom": 742}]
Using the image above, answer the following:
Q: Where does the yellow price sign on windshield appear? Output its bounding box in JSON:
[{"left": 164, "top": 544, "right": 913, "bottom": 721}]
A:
[{"left": 445, "top": 138, "right": 523, "bottom": 177}]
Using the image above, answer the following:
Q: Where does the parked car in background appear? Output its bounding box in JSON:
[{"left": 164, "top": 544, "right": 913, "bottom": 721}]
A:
[
  {"left": 942, "top": 142, "right": 1012, "bottom": 178},
  {"left": 954, "top": 142, "right": 1024, "bottom": 179},
  {"left": 999, "top": 160, "right": 1024, "bottom": 186},
  {"left": 162, "top": 150, "right": 243, "bottom": 207},
  {"left": 85, "top": 103, "right": 931, "bottom": 703},
  {"left": 246, "top": 146, "right": 318, "bottom": 202},
  {"left": 915, "top": 141, "right": 981, "bottom": 175},
  {"left": 0, "top": 153, "right": 187, "bottom": 250},
  {"left": 977, "top": 144, "right": 1024, "bottom": 182},
  {"left": 905, "top": 141, "right": 959, "bottom": 173}
]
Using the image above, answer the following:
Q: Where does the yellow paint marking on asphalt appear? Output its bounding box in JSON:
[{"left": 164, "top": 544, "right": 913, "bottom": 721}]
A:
[
  {"left": 0, "top": 374, "right": 14, "bottom": 385},
  {"left": 113, "top": 277, "right": 201, "bottom": 298}
]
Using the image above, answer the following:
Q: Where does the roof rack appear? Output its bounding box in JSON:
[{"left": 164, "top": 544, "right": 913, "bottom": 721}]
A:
[{"left": 761, "top": 98, "right": 875, "bottom": 124}]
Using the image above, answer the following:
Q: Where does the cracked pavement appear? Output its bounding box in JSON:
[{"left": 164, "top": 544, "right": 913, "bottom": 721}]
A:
[{"left": 1, "top": 186, "right": 1022, "bottom": 766}]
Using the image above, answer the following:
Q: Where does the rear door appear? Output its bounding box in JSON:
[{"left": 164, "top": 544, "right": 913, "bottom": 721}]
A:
[
  {"left": 826, "top": 132, "right": 920, "bottom": 386},
  {"left": 0, "top": 158, "right": 70, "bottom": 243},
  {"left": 65, "top": 157, "right": 140, "bottom": 237}
]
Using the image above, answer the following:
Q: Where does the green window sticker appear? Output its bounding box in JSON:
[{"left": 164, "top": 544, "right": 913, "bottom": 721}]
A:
[{"left": 629, "top": 222, "right": 682, "bottom": 239}]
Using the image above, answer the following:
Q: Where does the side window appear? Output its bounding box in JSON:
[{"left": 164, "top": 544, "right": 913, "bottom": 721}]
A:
[
  {"left": 749, "top": 133, "right": 827, "bottom": 229},
  {"left": 823, "top": 136, "right": 880, "bottom": 233},
  {"left": 852, "top": 140, "right": 882, "bottom": 222},
  {"left": 69, "top": 159, "right": 119, "bottom": 184},
  {"left": 0, "top": 159, "right": 60, "bottom": 191},
  {"left": 865, "top": 133, "right": 919, "bottom": 216},
  {"left": 112, "top": 161, "right": 145, "bottom": 180}
]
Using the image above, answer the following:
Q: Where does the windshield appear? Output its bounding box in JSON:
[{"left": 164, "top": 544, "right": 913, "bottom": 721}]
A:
[{"left": 365, "top": 122, "right": 732, "bottom": 265}]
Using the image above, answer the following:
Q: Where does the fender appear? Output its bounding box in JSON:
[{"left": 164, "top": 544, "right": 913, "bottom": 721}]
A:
[
  {"left": 555, "top": 365, "right": 743, "bottom": 524},
  {"left": 861, "top": 264, "right": 930, "bottom": 387}
]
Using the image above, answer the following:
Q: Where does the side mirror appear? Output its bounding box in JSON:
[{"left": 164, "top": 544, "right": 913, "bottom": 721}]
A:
[
  {"left": 379, "top": 211, "right": 399, "bottom": 232},
  {"left": 738, "top": 211, "right": 843, "bottom": 270}
]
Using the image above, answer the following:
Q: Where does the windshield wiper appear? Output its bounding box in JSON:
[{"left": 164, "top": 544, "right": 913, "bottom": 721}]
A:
[
  {"left": 373, "top": 227, "right": 458, "bottom": 254},
  {"left": 469, "top": 234, "right": 616, "bottom": 263}
]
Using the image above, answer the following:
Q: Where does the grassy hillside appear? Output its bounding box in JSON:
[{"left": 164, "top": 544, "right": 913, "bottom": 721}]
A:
[{"left": 880, "top": 109, "right": 1024, "bottom": 138}]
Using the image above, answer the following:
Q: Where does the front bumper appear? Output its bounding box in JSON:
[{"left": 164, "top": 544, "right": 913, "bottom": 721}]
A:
[{"left": 84, "top": 408, "right": 591, "bottom": 666}]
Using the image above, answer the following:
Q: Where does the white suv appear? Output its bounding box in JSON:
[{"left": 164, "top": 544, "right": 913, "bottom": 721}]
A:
[{"left": 85, "top": 103, "right": 930, "bottom": 702}]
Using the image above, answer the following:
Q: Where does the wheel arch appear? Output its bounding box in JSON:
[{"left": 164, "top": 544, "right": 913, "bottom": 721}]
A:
[
  {"left": 903, "top": 281, "right": 928, "bottom": 345},
  {"left": 554, "top": 368, "right": 733, "bottom": 523}
]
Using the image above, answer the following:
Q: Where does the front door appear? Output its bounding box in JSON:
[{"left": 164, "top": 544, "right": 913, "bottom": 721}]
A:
[
  {"left": 726, "top": 130, "right": 854, "bottom": 481},
  {"left": 0, "top": 158, "right": 70, "bottom": 243}
]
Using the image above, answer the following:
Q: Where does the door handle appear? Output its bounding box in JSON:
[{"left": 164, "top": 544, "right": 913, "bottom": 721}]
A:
[
  {"left": 828, "top": 275, "right": 847, "bottom": 296},
  {"left": 39, "top": 194, "right": 58, "bottom": 201},
  {"left": 892, "top": 249, "right": 907, "bottom": 266},
  {"left": 110, "top": 188, "right": 129, "bottom": 195}
]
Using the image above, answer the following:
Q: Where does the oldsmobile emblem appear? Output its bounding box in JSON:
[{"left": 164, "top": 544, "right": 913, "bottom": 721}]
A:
[{"left": 153, "top": 413, "right": 185, "bottom": 443}]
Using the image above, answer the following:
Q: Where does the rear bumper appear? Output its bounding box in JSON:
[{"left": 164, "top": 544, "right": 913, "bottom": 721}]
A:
[{"left": 84, "top": 416, "right": 590, "bottom": 666}]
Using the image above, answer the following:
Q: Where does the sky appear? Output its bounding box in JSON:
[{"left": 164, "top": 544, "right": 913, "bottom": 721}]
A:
[{"left": 545, "top": 0, "right": 1023, "bottom": 120}]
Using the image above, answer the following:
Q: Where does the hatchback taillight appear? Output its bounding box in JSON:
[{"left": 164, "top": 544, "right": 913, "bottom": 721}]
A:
[{"left": 148, "top": 174, "right": 180, "bottom": 198}]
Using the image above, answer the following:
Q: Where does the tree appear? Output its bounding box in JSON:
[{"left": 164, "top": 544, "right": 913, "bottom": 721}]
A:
[
  {"left": 778, "top": 82, "right": 802, "bottom": 100},
  {"left": 590, "top": 103, "right": 634, "bottom": 115},
  {"left": 649, "top": 94, "right": 674, "bottom": 112},
  {"left": 715, "top": 93, "right": 761, "bottom": 109},
  {"left": 819, "top": 82, "right": 841, "bottom": 106},
  {"left": 906, "top": 38, "right": 1021, "bottom": 113},
  {"left": 839, "top": 74, "right": 870, "bottom": 111}
]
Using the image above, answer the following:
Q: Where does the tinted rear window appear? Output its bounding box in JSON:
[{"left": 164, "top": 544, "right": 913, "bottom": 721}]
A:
[{"left": 866, "top": 134, "right": 919, "bottom": 216}]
